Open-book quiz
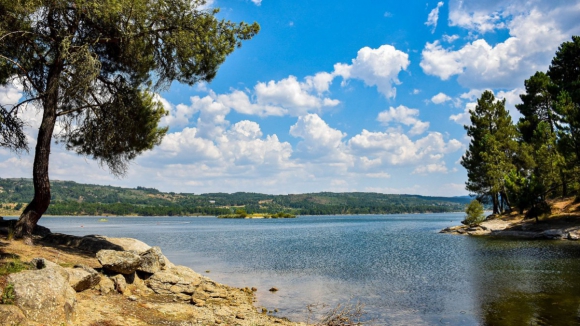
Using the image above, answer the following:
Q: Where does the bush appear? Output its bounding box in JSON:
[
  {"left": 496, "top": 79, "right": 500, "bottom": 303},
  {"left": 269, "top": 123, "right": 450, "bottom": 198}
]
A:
[
  {"left": 1, "top": 283, "right": 15, "bottom": 304},
  {"left": 234, "top": 208, "right": 248, "bottom": 218},
  {"left": 462, "top": 200, "right": 485, "bottom": 226}
]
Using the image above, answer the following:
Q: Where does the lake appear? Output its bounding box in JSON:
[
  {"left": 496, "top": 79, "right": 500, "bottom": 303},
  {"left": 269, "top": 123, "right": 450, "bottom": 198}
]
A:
[{"left": 39, "top": 214, "right": 580, "bottom": 325}]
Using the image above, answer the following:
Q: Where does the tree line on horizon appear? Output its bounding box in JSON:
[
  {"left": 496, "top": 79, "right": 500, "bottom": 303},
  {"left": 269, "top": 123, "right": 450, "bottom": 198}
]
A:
[
  {"left": 462, "top": 36, "right": 580, "bottom": 218},
  {"left": 0, "top": 178, "right": 471, "bottom": 216}
]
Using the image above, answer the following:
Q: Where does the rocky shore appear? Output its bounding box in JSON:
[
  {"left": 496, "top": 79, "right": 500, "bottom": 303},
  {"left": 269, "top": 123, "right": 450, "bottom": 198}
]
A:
[
  {"left": 0, "top": 219, "right": 304, "bottom": 326},
  {"left": 440, "top": 217, "right": 580, "bottom": 240},
  {"left": 440, "top": 197, "right": 580, "bottom": 240}
]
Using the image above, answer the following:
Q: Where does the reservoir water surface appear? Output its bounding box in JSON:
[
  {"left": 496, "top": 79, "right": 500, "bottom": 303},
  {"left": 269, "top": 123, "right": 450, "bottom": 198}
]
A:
[{"left": 40, "top": 213, "right": 580, "bottom": 325}]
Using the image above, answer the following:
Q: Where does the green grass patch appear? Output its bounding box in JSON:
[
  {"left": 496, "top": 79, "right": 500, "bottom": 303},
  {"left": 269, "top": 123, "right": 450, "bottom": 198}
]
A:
[
  {"left": 0, "top": 257, "right": 31, "bottom": 276},
  {"left": 1, "top": 282, "right": 15, "bottom": 304}
]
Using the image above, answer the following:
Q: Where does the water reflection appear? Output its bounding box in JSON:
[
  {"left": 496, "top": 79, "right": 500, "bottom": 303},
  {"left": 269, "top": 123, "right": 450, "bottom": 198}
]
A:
[
  {"left": 470, "top": 238, "right": 580, "bottom": 325},
  {"left": 37, "top": 216, "right": 580, "bottom": 325}
]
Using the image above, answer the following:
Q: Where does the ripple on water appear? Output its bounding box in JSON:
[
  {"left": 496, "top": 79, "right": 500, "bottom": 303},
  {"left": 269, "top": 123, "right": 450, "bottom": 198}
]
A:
[{"left": 39, "top": 214, "right": 580, "bottom": 325}]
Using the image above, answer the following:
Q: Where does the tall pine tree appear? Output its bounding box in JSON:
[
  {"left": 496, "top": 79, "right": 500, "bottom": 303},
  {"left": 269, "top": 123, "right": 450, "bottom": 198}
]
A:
[{"left": 462, "top": 91, "right": 518, "bottom": 214}]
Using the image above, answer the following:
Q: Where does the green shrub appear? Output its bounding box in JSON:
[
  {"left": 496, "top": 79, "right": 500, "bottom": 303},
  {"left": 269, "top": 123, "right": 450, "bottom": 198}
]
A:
[
  {"left": 1, "top": 283, "right": 15, "bottom": 304},
  {"left": 234, "top": 208, "right": 248, "bottom": 218},
  {"left": 462, "top": 200, "right": 485, "bottom": 226}
]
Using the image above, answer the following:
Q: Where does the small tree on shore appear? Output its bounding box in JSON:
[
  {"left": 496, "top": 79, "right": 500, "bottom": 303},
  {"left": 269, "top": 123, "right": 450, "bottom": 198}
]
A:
[{"left": 462, "top": 200, "right": 485, "bottom": 226}]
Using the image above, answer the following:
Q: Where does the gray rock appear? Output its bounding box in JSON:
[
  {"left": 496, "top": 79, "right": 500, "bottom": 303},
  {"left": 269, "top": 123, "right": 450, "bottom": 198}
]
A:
[
  {"left": 138, "top": 246, "right": 166, "bottom": 274},
  {"left": 146, "top": 266, "right": 203, "bottom": 296},
  {"left": 541, "top": 229, "right": 565, "bottom": 240},
  {"left": 7, "top": 268, "right": 76, "bottom": 325},
  {"left": 102, "top": 236, "right": 151, "bottom": 252},
  {"left": 110, "top": 274, "right": 128, "bottom": 294},
  {"left": 65, "top": 265, "right": 101, "bottom": 292},
  {"left": 97, "top": 276, "right": 115, "bottom": 295},
  {"left": 97, "top": 250, "right": 142, "bottom": 274},
  {"left": 567, "top": 231, "right": 580, "bottom": 240},
  {"left": 0, "top": 304, "right": 28, "bottom": 326}
]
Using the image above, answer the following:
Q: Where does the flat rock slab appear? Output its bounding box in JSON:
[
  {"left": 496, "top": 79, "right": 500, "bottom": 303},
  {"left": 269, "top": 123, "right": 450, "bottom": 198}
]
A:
[{"left": 97, "top": 250, "right": 142, "bottom": 274}]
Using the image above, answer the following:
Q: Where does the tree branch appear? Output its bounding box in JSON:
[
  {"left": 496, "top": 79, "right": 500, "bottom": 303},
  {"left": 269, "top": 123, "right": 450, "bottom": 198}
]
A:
[
  {"left": 7, "top": 96, "right": 42, "bottom": 115},
  {"left": 57, "top": 103, "right": 100, "bottom": 116}
]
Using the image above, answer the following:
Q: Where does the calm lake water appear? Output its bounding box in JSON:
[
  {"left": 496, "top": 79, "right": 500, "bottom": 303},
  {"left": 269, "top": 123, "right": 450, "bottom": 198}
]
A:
[{"left": 37, "top": 214, "right": 580, "bottom": 325}]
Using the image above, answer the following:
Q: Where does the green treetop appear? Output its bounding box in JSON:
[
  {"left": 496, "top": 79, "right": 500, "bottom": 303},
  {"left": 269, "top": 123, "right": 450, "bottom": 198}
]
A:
[{"left": 0, "top": 0, "right": 259, "bottom": 240}]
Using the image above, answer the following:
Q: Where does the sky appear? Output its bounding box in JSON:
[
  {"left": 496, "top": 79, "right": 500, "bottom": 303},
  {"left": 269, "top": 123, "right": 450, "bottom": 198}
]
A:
[{"left": 1, "top": 0, "right": 580, "bottom": 196}]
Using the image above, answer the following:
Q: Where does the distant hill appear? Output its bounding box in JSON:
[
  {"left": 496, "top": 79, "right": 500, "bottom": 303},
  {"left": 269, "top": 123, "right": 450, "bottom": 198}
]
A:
[{"left": 0, "top": 178, "right": 471, "bottom": 216}]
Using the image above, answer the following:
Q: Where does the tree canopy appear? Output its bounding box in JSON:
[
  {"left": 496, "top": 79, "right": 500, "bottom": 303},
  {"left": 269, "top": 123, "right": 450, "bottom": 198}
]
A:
[
  {"left": 0, "top": 0, "right": 259, "bottom": 239},
  {"left": 462, "top": 36, "right": 580, "bottom": 219}
]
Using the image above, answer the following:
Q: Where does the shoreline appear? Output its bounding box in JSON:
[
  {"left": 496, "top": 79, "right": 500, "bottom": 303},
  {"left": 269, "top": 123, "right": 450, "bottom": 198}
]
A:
[
  {"left": 0, "top": 221, "right": 306, "bottom": 325},
  {"left": 0, "top": 210, "right": 465, "bottom": 218},
  {"left": 440, "top": 214, "right": 580, "bottom": 240}
]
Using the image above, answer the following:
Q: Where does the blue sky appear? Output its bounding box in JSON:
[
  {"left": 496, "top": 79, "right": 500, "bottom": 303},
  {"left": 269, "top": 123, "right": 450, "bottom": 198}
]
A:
[{"left": 2, "top": 0, "right": 580, "bottom": 196}]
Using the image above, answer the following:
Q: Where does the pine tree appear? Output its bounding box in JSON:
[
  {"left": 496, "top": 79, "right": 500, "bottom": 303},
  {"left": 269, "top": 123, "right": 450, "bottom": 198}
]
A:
[
  {"left": 462, "top": 91, "right": 518, "bottom": 214},
  {"left": 0, "top": 0, "right": 259, "bottom": 240}
]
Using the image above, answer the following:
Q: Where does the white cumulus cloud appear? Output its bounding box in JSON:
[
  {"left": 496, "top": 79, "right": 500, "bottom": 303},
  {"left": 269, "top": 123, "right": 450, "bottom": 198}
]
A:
[
  {"left": 334, "top": 45, "right": 410, "bottom": 98},
  {"left": 422, "top": 2, "right": 580, "bottom": 89},
  {"left": 413, "top": 163, "right": 448, "bottom": 174},
  {"left": 431, "top": 92, "right": 452, "bottom": 104},
  {"left": 377, "top": 106, "right": 430, "bottom": 136},
  {"left": 290, "top": 114, "right": 349, "bottom": 162},
  {"left": 254, "top": 76, "right": 339, "bottom": 114},
  {"left": 348, "top": 130, "right": 462, "bottom": 166}
]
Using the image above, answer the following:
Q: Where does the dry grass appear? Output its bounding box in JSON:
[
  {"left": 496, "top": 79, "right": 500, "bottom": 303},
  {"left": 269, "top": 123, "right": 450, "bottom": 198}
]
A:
[{"left": 0, "top": 235, "right": 100, "bottom": 269}]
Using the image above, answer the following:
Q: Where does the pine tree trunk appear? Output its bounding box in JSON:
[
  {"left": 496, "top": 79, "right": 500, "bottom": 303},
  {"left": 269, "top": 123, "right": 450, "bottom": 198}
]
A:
[
  {"left": 14, "top": 75, "right": 59, "bottom": 243},
  {"left": 501, "top": 191, "right": 512, "bottom": 213},
  {"left": 561, "top": 170, "right": 568, "bottom": 197},
  {"left": 492, "top": 193, "right": 500, "bottom": 214}
]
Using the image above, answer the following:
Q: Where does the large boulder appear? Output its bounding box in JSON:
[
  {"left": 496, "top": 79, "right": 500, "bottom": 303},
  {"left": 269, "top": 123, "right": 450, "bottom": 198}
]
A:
[
  {"left": 146, "top": 266, "right": 203, "bottom": 296},
  {"left": 65, "top": 265, "right": 101, "bottom": 292},
  {"left": 7, "top": 268, "right": 76, "bottom": 325},
  {"left": 102, "top": 236, "right": 151, "bottom": 252},
  {"left": 97, "top": 250, "right": 142, "bottom": 274},
  {"left": 138, "top": 246, "right": 166, "bottom": 274}
]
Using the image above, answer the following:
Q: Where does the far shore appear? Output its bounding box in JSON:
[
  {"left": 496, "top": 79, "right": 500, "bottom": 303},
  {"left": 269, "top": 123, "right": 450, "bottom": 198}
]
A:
[{"left": 0, "top": 210, "right": 466, "bottom": 219}]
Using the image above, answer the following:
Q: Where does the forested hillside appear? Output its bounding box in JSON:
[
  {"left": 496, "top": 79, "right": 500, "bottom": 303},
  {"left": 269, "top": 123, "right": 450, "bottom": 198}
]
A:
[{"left": 0, "top": 178, "right": 470, "bottom": 216}]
